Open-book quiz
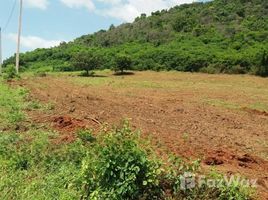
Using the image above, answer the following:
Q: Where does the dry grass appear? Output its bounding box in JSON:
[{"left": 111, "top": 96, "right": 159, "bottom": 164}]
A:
[{"left": 69, "top": 70, "right": 268, "bottom": 112}]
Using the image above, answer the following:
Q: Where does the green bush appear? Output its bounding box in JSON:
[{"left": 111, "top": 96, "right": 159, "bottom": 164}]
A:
[
  {"left": 81, "top": 122, "right": 162, "bottom": 200},
  {"left": 3, "top": 65, "right": 19, "bottom": 80}
]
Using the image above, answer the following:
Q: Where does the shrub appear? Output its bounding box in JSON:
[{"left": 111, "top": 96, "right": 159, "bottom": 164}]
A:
[
  {"left": 3, "top": 65, "right": 19, "bottom": 80},
  {"left": 81, "top": 122, "right": 162, "bottom": 200}
]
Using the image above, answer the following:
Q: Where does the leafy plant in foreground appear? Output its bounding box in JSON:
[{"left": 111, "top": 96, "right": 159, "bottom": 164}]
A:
[{"left": 80, "top": 122, "right": 162, "bottom": 200}]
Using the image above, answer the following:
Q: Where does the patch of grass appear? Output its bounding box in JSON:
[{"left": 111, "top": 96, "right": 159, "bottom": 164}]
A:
[
  {"left": 0, "top": 130, "right": 86, "bottom": 199},
  {"left": 25, "top": 100, "right": 55, "bottom": 112},
  {"left": 204, "top": 99, "right": 241, "bottom": 110},
  {"left": 204, "top": 98, "right": 268, "bottom": 113},
  {"left": 249, "top": 102, "right": 268, "bottom": 112},
  {"left": 25, "top": 100, "right": 43, "bottom": 110},
  {"left": 43, "top": 102, "right": 55, "bottom": 111},
  {"left": 71, "top": 74, "right": 169, "bottom": 89},
  {"left": 69, "top": 71, "right": 268, "bottom": 101},
  {"left": 0, "top": 81, "right": 27, "bottom": 130}
]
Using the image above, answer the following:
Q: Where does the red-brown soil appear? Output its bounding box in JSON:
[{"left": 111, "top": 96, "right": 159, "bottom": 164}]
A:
[{"left": 17, "top": 73, "right": 268, "bottom": 199}]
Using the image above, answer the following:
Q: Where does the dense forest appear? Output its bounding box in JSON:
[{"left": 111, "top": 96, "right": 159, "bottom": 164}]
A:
[{"left": 3, "top": 0, "right": 268, "bottom": 76}]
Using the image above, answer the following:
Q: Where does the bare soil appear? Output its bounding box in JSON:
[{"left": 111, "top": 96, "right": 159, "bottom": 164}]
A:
[{"left": 17, "top": 72, "right": 268, "bottom": 198}]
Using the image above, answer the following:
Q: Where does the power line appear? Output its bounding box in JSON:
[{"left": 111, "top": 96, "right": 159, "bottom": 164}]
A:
[{"left": 2, "top": 0, "right": 17, "bottom": 32}]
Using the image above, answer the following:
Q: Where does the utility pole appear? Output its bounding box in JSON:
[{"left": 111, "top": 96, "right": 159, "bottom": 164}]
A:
[
  {"left": 16, "top": 0, "right": 23, "bottom": 74},
  {"left": 0, "top": 27, "right": 2, "bottom": 75}
]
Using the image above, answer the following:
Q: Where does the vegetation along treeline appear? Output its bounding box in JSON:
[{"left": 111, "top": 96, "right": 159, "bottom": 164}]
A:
[{"left": 3, "top": 0, "right": 268, "bottom": 76}]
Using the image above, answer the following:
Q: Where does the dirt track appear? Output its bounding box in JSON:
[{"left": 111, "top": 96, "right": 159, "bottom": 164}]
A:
[{"left": 18, "top": 72, "right": 268, "bottom": 198}]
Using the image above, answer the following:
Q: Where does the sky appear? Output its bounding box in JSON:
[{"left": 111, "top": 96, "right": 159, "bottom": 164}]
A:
[{"left": 0, "top": 0, "right": 196, "bottom": 60}]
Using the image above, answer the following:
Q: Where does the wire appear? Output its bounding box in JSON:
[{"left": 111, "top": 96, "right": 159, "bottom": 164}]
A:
[{"left": 2, "top": 0, "right": 17, "bottom": 32}]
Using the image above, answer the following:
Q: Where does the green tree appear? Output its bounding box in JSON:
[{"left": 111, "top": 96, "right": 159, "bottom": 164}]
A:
[
  {"left": 114, "top": 54, "right": 132, "bottom": 74},
  {"left": 71, "top": 51, "right": 101, "bottom": 76}
]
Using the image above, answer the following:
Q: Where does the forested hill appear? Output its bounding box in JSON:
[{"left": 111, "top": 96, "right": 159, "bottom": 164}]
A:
[{"left": 4, "top": 0, "right": 268, "bottom": 76}]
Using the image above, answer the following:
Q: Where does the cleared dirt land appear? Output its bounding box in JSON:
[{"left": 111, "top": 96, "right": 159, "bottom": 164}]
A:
[{"left": 18, "top": 71, "right": 268, "bottom": 198}]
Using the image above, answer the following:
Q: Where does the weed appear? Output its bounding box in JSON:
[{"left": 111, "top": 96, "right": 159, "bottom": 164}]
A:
[{"left": 182, "top": 133, "right": 189, "bottom": 142}]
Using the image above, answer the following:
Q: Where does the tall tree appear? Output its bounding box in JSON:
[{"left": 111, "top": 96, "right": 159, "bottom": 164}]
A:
[{"left": 72, "top": 51, "right": 101, "bottom": 76}]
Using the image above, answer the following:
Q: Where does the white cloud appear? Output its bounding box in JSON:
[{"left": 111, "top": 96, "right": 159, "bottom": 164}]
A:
[
  {"left": 60, "top": 0, "right": 95, "bottom": 11},
  {"left": 58, "top": 0, "right": 194, "bottom": 22},
  {"left": 24, "top": 0, "right": 49, "bottom": 10},
  {"left": 8, "top": 33, "right": 62, "bottom": 49},
  {"left": 96, "top": 0, "right": 194, "bottom": 22},
  {"left": 97, "top": 0, "right": 122, "bottom": 5}
]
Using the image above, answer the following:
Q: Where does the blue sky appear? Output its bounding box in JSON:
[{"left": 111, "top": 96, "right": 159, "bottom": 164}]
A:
[{"left": 0, "top": 0, "right": 196, "bottom": 60}]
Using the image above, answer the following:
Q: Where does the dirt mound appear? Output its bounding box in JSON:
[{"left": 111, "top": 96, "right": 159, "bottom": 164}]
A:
[
  {"left": 204, "top": 157, "right": 224, "bottom": 166},
  {"left": 238, "top": 154, "right": 257, "bottom": 164},
  {"left": 53, "top": 116, "right": 86, "bottom": 132},
  {"left": 204, "top": 150, "right": 236, "bottom": 166},
  {"left": 204, "top": 150, "right": 264, "bottom": 169},
  {"left": 242, "top": 107, "right": 268, "bottom": 117}
]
